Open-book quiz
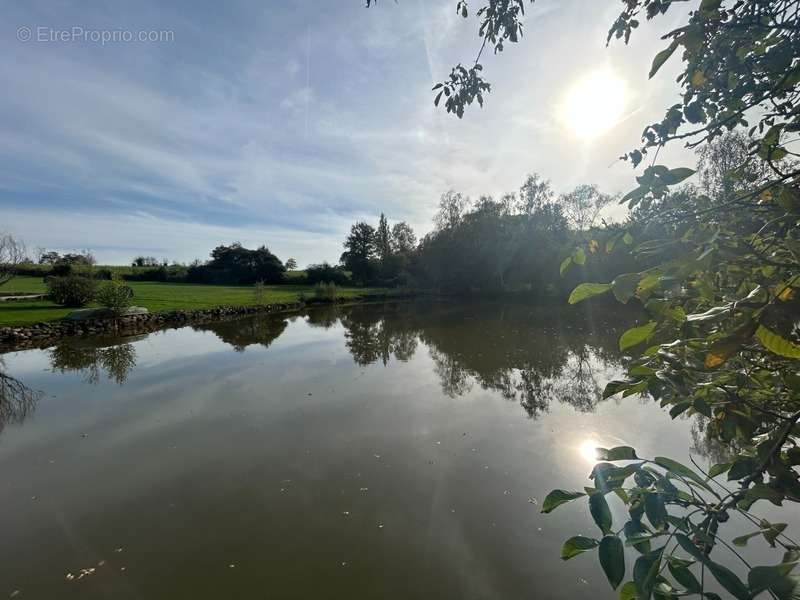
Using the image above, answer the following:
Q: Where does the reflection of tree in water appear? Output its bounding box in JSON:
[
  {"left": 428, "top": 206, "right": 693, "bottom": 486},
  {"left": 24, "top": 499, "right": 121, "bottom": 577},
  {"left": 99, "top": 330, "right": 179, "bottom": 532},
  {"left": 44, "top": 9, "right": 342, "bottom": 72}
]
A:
[
  {"left": 0, "top": 358, "right": 41, "bottom": 433},
  {"left": 340, "top": 305, "right": 419, "bottom": 366},
  {"left": 193, "top": 315, "right": 288, "bottom": 352},
  {"left": 49, "top": 342, "right": 137, "bottom": 385},
  {"left": 337, "top": 302, "right": 633, "bottom": 418}
]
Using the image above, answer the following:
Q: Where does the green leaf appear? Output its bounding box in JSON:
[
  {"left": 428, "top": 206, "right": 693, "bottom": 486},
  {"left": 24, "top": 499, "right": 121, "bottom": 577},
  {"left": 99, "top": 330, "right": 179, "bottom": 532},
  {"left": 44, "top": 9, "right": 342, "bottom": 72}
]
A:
[
  {"left": 644, "top": 493, "right": 667, "bottom": 530},
  {"left": 676, "top": 535, "right": 750, "bottom": 600},
  {"left": 749, "top": 562, "right": 800, "bottom": 597},
  {"left": 619, "top": 322, "right": 657, "bottom": 352},
  {"left": 728, "top": 456, "right": 758, "bottom": 481},
  {"left": 568, "top": 283, "right": 612, "bottom": 305},
  {"left": 654, "top": 457, "right": 714, "bottom": 492},
  {"left": 663, "top": 167, "right": 696, "bottom": 185},
  {"left": 732, "top": 531, "right": 762, "bottom": 547},
  {"left": 756, "top": 325, "right": 800, "bottom": 359},
  {"left": 590, "top": 492, "right": 613, "bottom": 535},
  {"left": 708, "top": 462, "right": 732, "bottom": 478},
  {"left": 633, "top": 550, "right": 662, "bottom": 600},
  {"left": 541, "top": 489, "right": 585, "bottom": 513},
  {"left": 574, "top": 247, "right": 587, "bottom": 266},
  {"left": 649, "top": 40, "right": 679, "bottom": 79},
  {"left": 668, "top": 562, "right": 702, "bottom": 593},
  {"left": 618, "top": 581, "right": 636, "bottom": 600},
  {"left": 599, "top": 535, "right": 626, "bottom": 590},
  {"left": 560, "top": 535, "right": 599, "bottom": 560},
  {"left": 612, "top": 273, "right": 641, "bottom": 304},
  {"left": 560, "top": 256, "right": 572, "bottom": 276},
  {"left": 597, "top": 446, "right": 638, "bottom": 461}
]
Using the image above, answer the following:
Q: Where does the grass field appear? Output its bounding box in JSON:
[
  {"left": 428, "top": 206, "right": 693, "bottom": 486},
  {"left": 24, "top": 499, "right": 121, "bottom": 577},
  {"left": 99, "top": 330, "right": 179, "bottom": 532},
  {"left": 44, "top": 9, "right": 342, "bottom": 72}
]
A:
[{"left": 0, "top": 276, "right": 386, "bottom": 326}]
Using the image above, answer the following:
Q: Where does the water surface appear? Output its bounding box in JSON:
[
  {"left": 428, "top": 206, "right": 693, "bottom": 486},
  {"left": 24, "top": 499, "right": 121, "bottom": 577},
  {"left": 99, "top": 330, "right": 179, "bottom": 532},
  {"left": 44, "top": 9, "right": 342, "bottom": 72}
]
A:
[{"left": 0, "top": 302, "right": 787, "bottom": 599}]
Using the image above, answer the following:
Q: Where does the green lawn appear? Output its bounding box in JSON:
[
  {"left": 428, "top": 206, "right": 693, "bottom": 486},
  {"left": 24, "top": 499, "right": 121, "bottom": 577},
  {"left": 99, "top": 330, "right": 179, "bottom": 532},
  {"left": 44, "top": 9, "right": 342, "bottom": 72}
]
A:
[{"left": 0, "top": 276, "right": 387, "bottom": 326}]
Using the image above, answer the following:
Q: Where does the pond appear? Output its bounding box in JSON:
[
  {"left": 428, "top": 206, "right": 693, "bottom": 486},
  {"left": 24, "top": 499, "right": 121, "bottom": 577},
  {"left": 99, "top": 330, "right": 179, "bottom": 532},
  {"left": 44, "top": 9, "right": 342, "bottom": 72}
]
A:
[{"left": 0, "top": 301, "right": 792, "bottom": 599}]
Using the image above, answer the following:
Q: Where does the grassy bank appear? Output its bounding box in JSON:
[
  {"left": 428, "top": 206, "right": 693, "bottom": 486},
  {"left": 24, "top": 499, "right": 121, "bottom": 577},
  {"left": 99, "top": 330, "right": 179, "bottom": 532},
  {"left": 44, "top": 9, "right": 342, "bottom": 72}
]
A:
[{"left": 0, "top": 276, "right": 387, "bottom": 326}]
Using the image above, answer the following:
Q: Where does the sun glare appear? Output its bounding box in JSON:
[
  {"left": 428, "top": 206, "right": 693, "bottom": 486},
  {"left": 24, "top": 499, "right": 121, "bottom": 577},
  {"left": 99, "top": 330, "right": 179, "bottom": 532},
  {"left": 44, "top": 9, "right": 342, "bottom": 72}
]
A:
[
  {"left": 578, "top": 439, "right": 600, "bottom": 464},
  {"left": 560, "top": 70, "right": 627, "bottom": 139}
]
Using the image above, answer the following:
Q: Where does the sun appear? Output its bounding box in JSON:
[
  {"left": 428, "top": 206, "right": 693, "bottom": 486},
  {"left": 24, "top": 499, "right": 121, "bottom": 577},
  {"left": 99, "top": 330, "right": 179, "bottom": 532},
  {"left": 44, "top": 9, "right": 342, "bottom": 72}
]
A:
[
  {"left": 578, "top": 439, "right": 600, "bottom": 464},
  {"left": 560, "top": 69, "right": 627, "bottom": 139}
]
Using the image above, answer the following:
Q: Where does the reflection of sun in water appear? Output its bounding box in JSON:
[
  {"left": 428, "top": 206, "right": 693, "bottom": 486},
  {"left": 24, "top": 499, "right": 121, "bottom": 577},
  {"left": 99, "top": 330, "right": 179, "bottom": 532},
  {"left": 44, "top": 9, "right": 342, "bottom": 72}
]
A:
[
  {"left": 560, "top": 69, "right": 627, "bottom": 139},
  {"left": 579, "top": 439, "right": 600, "bottom": 464}
]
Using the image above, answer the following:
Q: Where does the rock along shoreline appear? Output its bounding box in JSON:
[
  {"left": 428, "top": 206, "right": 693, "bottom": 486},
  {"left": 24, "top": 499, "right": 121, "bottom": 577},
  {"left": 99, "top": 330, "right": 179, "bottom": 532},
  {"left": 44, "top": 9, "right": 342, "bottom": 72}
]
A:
[{"left": 0, "top": 294, "right": 405, "bottom": 352}]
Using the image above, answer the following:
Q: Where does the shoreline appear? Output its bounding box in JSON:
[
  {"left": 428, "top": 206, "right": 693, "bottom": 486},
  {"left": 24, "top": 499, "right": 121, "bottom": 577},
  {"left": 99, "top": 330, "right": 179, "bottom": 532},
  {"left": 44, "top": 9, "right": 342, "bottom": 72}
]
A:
[{"left": 0, "top": 293, "right": 411, "bottom": 352}]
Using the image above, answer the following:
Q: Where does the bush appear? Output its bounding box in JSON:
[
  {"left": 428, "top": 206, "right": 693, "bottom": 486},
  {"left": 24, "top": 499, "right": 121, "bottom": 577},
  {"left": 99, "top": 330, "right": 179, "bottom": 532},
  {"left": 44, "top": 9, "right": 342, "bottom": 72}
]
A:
[
  {"left": 94, "top": 268, "right": 114, "bottom": 280},
  {"left": 306, "top": 263, "right": 349, "bottom": 286},
  {"left": 46, "top": 275, "right": 97, "bottom": 307},
  {"left": 314, "top": 282, "right": 338, "bottom": 301},
  {"left": 95, "top": 280, "right": 134, "bottom": 314},
  {"left": 50, "top": 263, "right": 73, "bottom": 277}
]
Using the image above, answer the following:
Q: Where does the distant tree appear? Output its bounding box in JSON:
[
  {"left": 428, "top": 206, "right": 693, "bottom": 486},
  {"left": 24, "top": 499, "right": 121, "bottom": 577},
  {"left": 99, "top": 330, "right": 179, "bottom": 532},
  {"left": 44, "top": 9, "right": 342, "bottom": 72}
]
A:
[
  {"left": 376, "top": 214, "right": 392, "bottom": 264},
  {"left": 285, "top": 257, "right": 298, "bottom": 271},
  {"left": 340, "top": 222, "right": 377, "bottom": 284},
  {"left": 132, "top": 256, "right": 160, "bottom": 267},
  {"left": 518, "top": 173, "right": 554, "bottom": 216},
  {"left": 391, "top": 222, "right": 417, "bottom": 255},
  {"left": 558, "top": 184, "right": 612, "bottom": 231},
  {"left": 192, "top": 242, "right": 285, "bottom": 284},
  {"left": 306, "top": 262, "right": 349, "bottom": 285},
  {"left": 0, "top": 234, "right": 26, "bottom": 286},
  {"left": 61, "top": 251, "right": 95, "bottom": 267},
  {"left": 434, "top": 190, "right": 470, "bottom": 231},
  {"left": 696, "top": 131, "right": 775, "bottom": 201},
  {"left": 38, "top": 250, "right": 61, "bottom": 265}
]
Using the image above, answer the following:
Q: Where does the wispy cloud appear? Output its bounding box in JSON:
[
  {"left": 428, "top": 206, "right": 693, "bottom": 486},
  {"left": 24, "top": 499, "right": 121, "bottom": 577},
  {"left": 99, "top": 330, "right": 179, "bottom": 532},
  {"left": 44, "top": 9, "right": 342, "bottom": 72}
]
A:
[{"left": 1, "top": 0, "right": 694, "bottom": 264}]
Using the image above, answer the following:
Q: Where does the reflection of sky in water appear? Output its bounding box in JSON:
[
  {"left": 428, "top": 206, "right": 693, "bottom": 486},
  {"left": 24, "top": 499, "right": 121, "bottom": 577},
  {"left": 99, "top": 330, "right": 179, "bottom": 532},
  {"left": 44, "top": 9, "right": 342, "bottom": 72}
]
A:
[{"left": 0, "top": 302, "right": 794, "bottom": 599}]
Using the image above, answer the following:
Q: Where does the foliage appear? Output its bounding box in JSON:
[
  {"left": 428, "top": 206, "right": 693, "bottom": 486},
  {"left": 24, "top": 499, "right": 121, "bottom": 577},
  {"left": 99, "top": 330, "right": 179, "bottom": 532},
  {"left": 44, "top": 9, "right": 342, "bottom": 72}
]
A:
[
  {"left": 306, "top": 262, "right": 350, "bottom": 286},
  {"left": 95, "top": 279, "right": 135, "bottom": 314},
  {"left": 285, "top": 257, "right": 298, "bottom": 271},
  {"left": 554, "top": 1, "right": 800, "bottom": 597},
  {"left": 188, "top": 242, "right": 285, "bottom": 285},
  {"left": 341, "top": 222, "right": 377, "bottom": 284},
  {"left": 131, "top": 256, "right": 161, "bottom": 267},
  {"left": 46, "top": 275, "right": 97, "bottom": 307}
]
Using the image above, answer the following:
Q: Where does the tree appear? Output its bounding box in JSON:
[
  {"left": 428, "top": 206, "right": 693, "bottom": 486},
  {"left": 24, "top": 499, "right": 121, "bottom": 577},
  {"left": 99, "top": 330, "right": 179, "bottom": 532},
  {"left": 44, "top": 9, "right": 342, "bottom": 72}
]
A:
[
  {"left": 391, "top": 222, "right": 417, "bottom": 255},
  {"left": 434, "top": 190, "right": 470, "bottom": 231},
  {"left": 0, "top": 234, "right": 26, "bottom": 286},
  {"left": 38, "top": 251, "right": 61, "bottom": 265},
  {"left": 285, "top": 257, "right": 298, "bottom": 271},
  {"left": 518, "top": 172, "right": 553, "bottom": 216},
  {"left": 558, "top": 184, "right": 613, "bottom": 231},
  {"left": 132, "top": 256, "right": 160, "bottom": 267},
  {"left": 193, "top": 242, "right": 285, "bottom": 284},
  {"left": 375, "top": 213, "right": 392, "bottom": 270},
  {"left": 340, "top": 222, "right": 377, "bottom": 284}
]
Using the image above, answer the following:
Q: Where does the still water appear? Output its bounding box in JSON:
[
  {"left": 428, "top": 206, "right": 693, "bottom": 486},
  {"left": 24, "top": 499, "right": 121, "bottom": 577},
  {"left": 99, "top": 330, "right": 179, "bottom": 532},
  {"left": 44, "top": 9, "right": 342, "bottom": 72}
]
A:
[{"left": 0, "top": 302, "right": 789, "bottom": 599}]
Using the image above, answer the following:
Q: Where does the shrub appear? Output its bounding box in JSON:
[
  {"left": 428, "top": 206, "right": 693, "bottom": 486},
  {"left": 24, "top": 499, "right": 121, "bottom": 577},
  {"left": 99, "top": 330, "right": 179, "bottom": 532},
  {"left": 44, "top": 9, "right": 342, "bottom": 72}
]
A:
[
  {"left": 46, "top": 275, "right": 97, "bottom": 307},
  {"left": 50, "top": 263, "right": 73, "bottom": 277},
  {"left": 94, "top": 268, "right": 114, "bottom": 280},
  {"left": 306, "top": 263, "right": 349, "bottom": 285},
  {"left": 95, "top": 280, "right": 134, "bottom": 314},
  {"left": 314, "top": 282, "right": 338, "bottom": 301}
]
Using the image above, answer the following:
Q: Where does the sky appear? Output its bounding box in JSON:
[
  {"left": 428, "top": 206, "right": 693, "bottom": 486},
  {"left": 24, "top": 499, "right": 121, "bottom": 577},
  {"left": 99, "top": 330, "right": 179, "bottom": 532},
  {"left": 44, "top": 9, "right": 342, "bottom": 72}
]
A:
[{"left": 1, "top": 0, "right": 696, "bottom": 266}]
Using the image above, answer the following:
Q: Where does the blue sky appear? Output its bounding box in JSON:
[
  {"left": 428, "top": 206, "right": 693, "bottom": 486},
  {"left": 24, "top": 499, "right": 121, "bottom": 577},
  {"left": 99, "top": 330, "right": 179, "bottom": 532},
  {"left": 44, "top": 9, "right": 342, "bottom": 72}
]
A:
[{"left": 1, "top": 0, "right": 693, "bottom": 266}]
